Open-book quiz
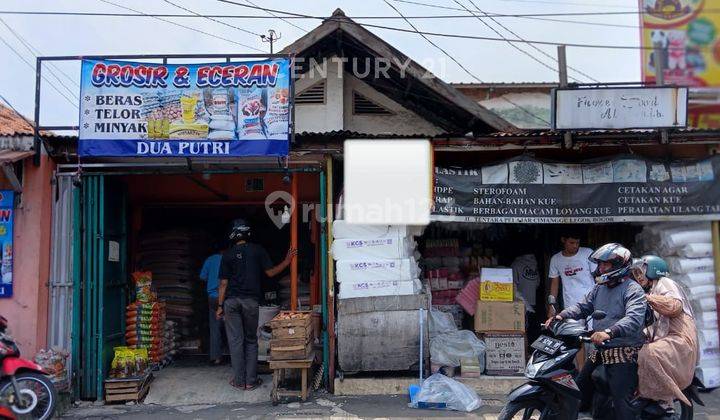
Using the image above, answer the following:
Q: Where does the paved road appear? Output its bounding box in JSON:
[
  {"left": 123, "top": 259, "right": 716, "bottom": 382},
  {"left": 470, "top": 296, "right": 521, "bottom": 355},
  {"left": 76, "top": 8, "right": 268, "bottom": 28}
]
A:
[{"left": 64, "top": 390, "right": 720, "bottom": 419}]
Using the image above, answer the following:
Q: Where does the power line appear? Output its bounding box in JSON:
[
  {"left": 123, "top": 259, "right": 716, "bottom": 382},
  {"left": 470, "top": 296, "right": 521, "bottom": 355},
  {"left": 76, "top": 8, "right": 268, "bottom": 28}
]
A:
[
  {"left": 452, "top": 0, "right": 581, "bottom": 83},
  {"left": 0, "top": 9, "right": 642, "bottom": 28},
  {"left": 382, "top": 0, "right": 550, "bottom": 126},
  {"left": 160, "top": 0, "right": 264, "bottom": 37},
  {"left": 239, "top": 0, "right": 308, "bottom": 32},
  {"left": 0, "top": 34, "right": 78, "bottom": 109},
  {"left": 0, "top": 18, "right": 79, "bottom": 98},
  {"left": 497, "top": 0, "right": 636, "bottom": 8},
  {"left": 460, "top": 0, "right": 600, "bottom": 83},
  {"left": 215, "top": 0, "right": 676, "bottom": 51},
  {"left": 97, "top": 0, "right": 266, "bottom": 53}
]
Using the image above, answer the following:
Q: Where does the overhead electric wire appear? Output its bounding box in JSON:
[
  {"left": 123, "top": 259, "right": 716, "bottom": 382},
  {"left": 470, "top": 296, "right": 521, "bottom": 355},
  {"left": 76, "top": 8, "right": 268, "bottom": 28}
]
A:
[
  {"left": 239, "top": 0, "right": 308, "bottom": 32},
  {"left": 451, "top": 0, "right": 580, "bottom": 83},
  {"left": 497, "top": 0, "right": 636, "bottom": 8},
  {"left": 459, "top": 0, "right": 600, "bottom": 83},
  {"left": 0, "top": 17, "right": 79, "bottom": 99},
  {"left": 0, "top": 9, "right": 641, "bottom": 29},
  {"left": 215, "top": 0, "right": 673, "bottom": 52},
  {"left": 382, "top": 0, "right": 550, "bottom": 126},
  {"left": 97, "top": 0, "right": 266, "bottom": 53},
  {"left": 0, "top": 35, "right": 78, "bottom": 109},
  {"left": 160, "top": 0, "right": 264, "bottom": 38}
]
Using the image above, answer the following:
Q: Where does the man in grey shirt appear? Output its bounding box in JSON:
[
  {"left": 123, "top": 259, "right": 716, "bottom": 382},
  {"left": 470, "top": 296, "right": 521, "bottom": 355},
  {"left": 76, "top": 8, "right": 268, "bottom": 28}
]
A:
[{"left": 546, "top": 243, "right": 646, "bottom": 420}]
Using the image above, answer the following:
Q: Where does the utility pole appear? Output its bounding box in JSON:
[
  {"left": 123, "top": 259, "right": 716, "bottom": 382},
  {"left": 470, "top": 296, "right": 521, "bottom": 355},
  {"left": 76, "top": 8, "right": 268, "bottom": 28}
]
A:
[
  {"left": 261, "top": 29, "right": 281, "bottom": 54},
  {"left": 557, "top": 45, "right": 572, "bottom": 149},
  {"left": 654, "top": 41, "right": 669, "bottom": 144}
]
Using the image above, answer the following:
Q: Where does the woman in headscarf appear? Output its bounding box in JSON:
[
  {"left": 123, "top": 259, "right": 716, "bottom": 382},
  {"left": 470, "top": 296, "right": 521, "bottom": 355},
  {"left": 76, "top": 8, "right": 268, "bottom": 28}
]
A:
[{"left": 631, "top": 255, "right": 697, "bottom": 406}]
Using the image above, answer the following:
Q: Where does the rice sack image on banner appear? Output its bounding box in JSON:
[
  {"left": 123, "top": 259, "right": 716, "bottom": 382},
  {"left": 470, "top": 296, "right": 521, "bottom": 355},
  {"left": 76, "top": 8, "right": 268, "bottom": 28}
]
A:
[{"left": 78, "top": 58, "right": 291, "bottom": 157}]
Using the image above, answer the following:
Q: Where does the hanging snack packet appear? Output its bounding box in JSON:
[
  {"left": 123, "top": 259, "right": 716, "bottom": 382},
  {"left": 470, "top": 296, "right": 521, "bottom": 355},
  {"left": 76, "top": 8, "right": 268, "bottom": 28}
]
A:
[{"left": 132, "top": 271, "right": 155, "bottom": 303}]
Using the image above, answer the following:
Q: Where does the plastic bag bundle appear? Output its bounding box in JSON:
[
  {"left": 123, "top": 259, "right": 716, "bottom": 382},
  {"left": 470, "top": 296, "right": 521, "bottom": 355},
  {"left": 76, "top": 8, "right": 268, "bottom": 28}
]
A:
[
  {"left": 409, "top": 373, "right": 482, "bottom": 412},
  {"left": 430, "top": 330, "right": 486, "bottom": 369},
  {"left": 666, "top": 257, "right": 715, "bottom": 274},
  {"left": 679, "top": 243, "right": 714, "bottom": 259}
]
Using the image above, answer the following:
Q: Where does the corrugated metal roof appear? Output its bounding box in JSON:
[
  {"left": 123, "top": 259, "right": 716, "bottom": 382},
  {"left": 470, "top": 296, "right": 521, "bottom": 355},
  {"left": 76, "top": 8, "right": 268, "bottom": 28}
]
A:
[
  {"left": 488, "top": 127, "right": 720, "bottom": 137},
  {"left": 296, "top": 130, "right": 447, "bottom": 139},
  {"left": 0, "top": 150, "right": 33, "bottom": 163}
]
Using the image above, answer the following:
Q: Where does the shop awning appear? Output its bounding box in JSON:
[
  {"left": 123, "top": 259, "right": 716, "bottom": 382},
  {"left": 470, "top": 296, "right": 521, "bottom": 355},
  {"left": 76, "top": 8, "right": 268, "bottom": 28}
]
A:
[{"left": 0, "top": 149, "right": 33, "bottom": 192}]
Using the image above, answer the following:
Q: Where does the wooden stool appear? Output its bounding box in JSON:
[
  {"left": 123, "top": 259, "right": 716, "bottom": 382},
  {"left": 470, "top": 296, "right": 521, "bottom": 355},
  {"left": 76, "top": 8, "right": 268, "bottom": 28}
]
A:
[{"left": 269, "top": 351, "right": 315, "bottom": 405}]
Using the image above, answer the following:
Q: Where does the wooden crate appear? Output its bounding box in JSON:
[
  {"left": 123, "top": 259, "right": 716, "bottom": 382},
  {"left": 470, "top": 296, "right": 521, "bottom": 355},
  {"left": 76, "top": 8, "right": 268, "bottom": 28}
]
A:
[
  {"left": 270, "top": 311, "right": 312, "bottom": 329},
  {"left": 104, "top": 373, "right": 153, "bottom": 403},
  {"left": 271, "top": 324, "right": 313, "bottom": 340},
  {"left": 270, "top": 336, "right": 310, "bottom": 348},
  {"left": 270, "top": 341, "right": 312, "bottom": 361}
]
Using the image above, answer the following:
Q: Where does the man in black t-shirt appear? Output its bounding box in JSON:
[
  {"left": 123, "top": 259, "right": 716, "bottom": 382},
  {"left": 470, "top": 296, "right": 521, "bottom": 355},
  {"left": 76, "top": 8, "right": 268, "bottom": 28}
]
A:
[{"left": 217, "top": 219, "right": 295, "bottom": 390}]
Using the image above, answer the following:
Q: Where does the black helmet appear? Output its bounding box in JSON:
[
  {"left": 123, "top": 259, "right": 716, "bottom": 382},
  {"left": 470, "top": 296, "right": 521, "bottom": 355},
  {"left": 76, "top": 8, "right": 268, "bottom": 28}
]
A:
[
  {"left": 589, "top": 243, "right": 632, "bottom": 285},
  {"left": 229, "top": 218, "right": 252, "bottom": 241}
]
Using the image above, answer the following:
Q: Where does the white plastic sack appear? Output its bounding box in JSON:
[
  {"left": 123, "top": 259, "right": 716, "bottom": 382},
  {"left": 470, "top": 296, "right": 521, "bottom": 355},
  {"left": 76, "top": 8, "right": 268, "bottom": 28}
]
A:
[
  {"left": 675, "top": 272, "right": 715, "bottom": 288},
  {"left": 429, "top": 310, "right": 457, "bottom": 336},
  {"left": 331, "top": 237, "right": 416, "bottom": 260},
  {"left": 662, "top": 229, "right": 712, "bottom": 250},
  {"left": 409, "top": 373, "right": 482, "bottom": 412},
  {"left": 696, "top": 366, "right": 720, "bottom": 388},
  {"left": 696, "top": 311, "right": 718, "bottom": 330},
  {"left": 332, "top": 220, "right": 418, "bottom": 239},
  {"left": 688, "top": 284, "right": 716, "bottom": 300},
  {"left": 699, "top": 297, "right": 718, "bottom": 312},
  {"left": 430, "top": 330, "right": 486, "bottom": 369},
  {"left": 679, "top": 243, "right": 714, "bottom": 258},
  {"left": 667, "top": 257, "right": 715, "bottom": 274},
  {"left": 335, "top": 258, "right": 419, "bottom": 283}
]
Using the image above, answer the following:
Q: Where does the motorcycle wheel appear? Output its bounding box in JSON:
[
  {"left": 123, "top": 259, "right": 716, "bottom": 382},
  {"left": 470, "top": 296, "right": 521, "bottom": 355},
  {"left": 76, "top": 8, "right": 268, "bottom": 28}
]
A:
[
  {"left": 0, "top": 372, "right": 56, "bottom": 420},
  {"left": 678, "top": 401, "right": 693, "bottom": 420},
  {"left": 498, "top": 400, "right": 545, "bottom": 420}
]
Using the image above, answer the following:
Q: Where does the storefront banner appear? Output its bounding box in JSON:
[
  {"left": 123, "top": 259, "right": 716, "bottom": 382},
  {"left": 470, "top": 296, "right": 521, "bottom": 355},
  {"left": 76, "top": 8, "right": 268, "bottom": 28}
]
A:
[
  {"left": 78, "top": 58, "right": 291, "bottom": 157},
  {"left": 553, "top": 87, "right": 688, "bottom": 130},
  {"left": 0, "top": 191, "right": 14, "bottom": 298},
  {"left": 432, "top": 155, "right": 720, "bottom": 223}
]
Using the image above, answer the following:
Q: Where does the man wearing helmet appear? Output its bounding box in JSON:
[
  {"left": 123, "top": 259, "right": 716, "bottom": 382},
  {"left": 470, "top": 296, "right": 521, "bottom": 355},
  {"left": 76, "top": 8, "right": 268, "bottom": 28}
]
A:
[
  {"left": 217, "top": 218, "right": 296, "bottom": 390},
  {"left": 545, "top": 243, "right": 647, "bottom": 420},
  {"left": 630, "top": 255, "right": 697, "bottom": 411}
]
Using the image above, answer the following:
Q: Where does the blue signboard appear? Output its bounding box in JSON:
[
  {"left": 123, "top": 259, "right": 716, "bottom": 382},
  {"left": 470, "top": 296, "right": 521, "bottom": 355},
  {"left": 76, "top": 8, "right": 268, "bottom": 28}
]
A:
[
  {"left": 78, "top": 58, "right": 291, "bottom": 157},
  {"left": 0, "top": 191, "right": 14, "bottom": 298}
]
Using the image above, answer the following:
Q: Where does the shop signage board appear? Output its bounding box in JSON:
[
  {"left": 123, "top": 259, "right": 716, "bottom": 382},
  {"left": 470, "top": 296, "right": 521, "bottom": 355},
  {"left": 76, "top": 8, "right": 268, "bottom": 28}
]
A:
[
  {"left": 479, "top": 267, "right": 513, "bottom": 302},
  {"left": 483, "top": 332, "right": 525, "bottom": 376},
  {"left": 432, "top": 155, "right": 720, "bottom": 223},
  {"left": 78, "top": 58, "right": 291, "bottom": 157},
  {"left": 0, "top": 191, "right": 13, "bottom": 298},
  {"left": 552, "top": 87, "right": 688, "bottom": 130}
]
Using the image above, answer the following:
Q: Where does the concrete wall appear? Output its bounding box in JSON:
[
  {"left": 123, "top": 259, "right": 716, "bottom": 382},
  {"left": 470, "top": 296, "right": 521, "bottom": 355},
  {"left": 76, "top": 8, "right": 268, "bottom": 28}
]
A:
[
  {"left": 343, "top": 75, "right": 443, "bottom": 136},
  {"left": 0, "top": 154, "right": 54, "bottom": 356},
  {"left": 295, "top": 59, "right": 343, "bottom": 133}
]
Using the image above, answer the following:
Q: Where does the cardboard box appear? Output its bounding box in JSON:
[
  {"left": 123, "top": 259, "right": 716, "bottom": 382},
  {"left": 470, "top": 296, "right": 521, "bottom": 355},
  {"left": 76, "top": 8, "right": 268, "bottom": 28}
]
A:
[
  {"left": 474, "top": 300, "right": 525, "bottom": 332},
  {"left": 479, "top": 268, "right": 513, "bottom": 302},
  {"left": 483, "top": 332, "right": 526, "bottom": 376}
]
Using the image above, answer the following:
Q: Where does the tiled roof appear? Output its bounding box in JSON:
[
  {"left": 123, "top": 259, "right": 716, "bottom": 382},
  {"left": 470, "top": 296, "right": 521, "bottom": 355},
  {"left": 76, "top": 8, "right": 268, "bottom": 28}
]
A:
[{"left": 0, "top": 103, "right": 34, "bottom": 137}]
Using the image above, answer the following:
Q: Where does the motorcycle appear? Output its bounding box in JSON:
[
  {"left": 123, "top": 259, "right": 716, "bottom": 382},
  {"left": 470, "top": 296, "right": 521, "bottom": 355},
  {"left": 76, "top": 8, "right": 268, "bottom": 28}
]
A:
[
  {"left": 499, "top": 303, "right": 701, "bottom": 420},
  {"left": 0, "top": 317, "right": 55, "bottom": 420}
]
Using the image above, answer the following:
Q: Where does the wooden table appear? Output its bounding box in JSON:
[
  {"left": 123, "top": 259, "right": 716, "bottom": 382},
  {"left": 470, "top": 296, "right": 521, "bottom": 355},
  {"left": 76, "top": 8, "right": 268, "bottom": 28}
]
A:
[{"left": 269, "top": 351, "right": 315, "bottom": 405}]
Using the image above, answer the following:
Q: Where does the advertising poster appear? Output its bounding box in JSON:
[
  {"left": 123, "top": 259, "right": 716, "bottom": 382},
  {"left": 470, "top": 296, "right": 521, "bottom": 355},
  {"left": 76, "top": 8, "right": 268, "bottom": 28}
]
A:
[
  {"left": 0, "top": 191, "right": 14, "bottom": 298},
  {"left": 640, "top": 0, "right": 720, "bottom": 128},
  {"left": 432, "top": 155, "right": 720, "bottom": 223},
  {"left": 79, "top": 58, "right": 291, "bottom": 157}
]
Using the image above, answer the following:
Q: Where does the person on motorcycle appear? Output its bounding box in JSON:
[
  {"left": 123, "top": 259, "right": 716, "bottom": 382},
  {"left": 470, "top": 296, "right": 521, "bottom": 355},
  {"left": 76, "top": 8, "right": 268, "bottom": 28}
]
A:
[
  {"left": 544, "top": 243, "right": 647, "bottom": 420},
  {"left": 631, "top": 255, "right": 697, "bottom": 409}
]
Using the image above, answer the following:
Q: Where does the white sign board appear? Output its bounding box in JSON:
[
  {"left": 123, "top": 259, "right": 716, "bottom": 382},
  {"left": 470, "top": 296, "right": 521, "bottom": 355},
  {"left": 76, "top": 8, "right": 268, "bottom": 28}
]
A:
[
  {"left": 344, "top": 139, "right": 432, "bottom": 225},
  {"left": 480, "top": 268, "right": 513, "bottom": 284},
  {"left": 553, "top": 87, "right": 688, "bottom": 130},
  {"left": 108, "top": 241, "right": 120, "bottom": 262}
]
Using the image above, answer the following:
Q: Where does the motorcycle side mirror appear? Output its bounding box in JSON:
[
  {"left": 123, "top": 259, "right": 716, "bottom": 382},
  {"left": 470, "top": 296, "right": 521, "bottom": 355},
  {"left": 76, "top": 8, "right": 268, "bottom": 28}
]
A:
[
  {"left": 591, "top": 310, "right": 607, "bottom": 320},
  {"left": 547, "top": 295, "right": 557, "bottom": 305}
]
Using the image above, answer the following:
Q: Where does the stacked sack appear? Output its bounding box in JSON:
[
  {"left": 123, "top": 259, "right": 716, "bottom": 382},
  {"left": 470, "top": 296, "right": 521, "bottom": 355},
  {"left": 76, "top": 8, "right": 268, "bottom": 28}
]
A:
[
  {"left": 138, "top": 229, "right": 210, "bottom": 352},
  {"left": 331, "top": 220, "right": 424, "bottom": 299},
  {"left": 636, "top": 222, "right": 719, "bottom": 387},
  {"left": 162, "top": 320, "right": 179, "bottom": 364},
  {"left": 125, "top": 272, "right": 166, "bottom": 363}
]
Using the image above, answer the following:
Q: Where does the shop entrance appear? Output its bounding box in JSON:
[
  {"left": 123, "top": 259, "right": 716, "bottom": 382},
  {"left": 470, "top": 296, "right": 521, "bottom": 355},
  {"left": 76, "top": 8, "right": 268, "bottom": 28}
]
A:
[{"left": 75, "top": 170, "right": 322, "bottom": 402}]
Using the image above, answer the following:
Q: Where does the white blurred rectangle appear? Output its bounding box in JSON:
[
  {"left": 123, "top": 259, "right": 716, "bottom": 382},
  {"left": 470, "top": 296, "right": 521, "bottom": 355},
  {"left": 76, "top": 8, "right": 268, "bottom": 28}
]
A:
[{"left": 344, "top": 139, "right": 432, "bottom": 225}]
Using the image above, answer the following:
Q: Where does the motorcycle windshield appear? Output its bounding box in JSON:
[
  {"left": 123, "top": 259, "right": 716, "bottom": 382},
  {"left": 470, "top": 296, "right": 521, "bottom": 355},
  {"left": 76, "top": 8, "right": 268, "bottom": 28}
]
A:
[{"left": 553, "top": 320, "right": 586, "bottom": 338}]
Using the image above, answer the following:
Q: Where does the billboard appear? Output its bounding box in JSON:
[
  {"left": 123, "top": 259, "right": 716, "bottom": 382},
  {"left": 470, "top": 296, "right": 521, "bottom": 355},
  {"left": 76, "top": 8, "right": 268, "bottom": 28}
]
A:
[
  {"left": 640, "top": 0, "right": 720, "bottom": 127},
  {"left": 79, "top": 58, "right": 291, "bottom": 157},
  {"left": 0, "top": 191, "right": 14, "bottom": 298},
  {"left": 552, "top": 87, "right": 688, "bottom": 129},
  {"left": 432, "top": 155, "right": 720, "bottom": 223}
]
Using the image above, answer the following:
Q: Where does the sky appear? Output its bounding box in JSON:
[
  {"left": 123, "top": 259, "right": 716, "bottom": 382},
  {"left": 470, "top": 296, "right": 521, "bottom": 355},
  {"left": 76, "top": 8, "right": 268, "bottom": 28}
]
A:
[{"left": 0, "top": 0, "right": 641, "bottom": 129}]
